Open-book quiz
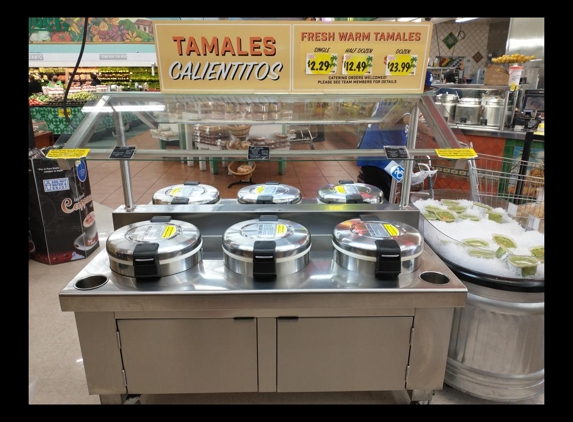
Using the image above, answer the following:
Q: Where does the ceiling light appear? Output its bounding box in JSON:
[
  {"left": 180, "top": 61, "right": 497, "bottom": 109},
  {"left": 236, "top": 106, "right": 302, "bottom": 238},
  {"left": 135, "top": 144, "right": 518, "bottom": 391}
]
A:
[
  {"left": 455, "top": 17, "right": 478, "bottom": 23},
  {"left": 397, "top": 18, "right": 417, "bottom": 22}
]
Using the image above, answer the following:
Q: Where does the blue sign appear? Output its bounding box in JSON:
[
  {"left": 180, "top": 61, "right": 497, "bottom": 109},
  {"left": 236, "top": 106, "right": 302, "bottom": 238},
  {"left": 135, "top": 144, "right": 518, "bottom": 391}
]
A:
[
  {"left": 391, "top": 165, "right": 405, "bottom": 182},
  {"left": 76, "top": 160, "right": 87, "bottom": 183}
]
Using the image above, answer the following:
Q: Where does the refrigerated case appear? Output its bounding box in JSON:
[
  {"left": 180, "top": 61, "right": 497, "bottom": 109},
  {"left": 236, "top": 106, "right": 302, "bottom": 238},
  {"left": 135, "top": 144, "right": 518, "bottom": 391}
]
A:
[{"left": 57, "top": 90, "right": 469, "bottom": 404}]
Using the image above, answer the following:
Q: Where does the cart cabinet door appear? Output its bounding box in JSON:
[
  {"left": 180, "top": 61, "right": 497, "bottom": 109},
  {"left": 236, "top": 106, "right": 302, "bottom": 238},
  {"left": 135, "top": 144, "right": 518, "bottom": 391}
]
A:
[
  {"left": 277, "top": 317, "right": 413, "bottom": 392},
  {"left": 117, "top": 319, "right": 258, "bottom": 394}
]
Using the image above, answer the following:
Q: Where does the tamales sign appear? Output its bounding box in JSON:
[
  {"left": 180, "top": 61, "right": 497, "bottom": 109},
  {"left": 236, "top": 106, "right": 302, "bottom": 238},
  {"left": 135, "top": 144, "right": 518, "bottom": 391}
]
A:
[{"left": 152, "top": 20, "right": 433, "bottom": 93}]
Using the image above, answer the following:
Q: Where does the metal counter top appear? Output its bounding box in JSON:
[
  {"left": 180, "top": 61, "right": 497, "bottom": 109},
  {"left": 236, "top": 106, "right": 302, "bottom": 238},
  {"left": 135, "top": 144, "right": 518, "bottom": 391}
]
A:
[
  {"left": 59, "top": 240, "right": 467, "bottom": 313},
  {"left": 458, "top": 126, "right": 544, "bottom": 141}
]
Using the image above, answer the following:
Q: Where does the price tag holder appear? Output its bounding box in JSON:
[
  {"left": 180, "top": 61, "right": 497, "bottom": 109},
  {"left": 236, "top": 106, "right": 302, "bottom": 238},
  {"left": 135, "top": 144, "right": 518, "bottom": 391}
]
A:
[
  {"left": 306, "top": 53, "right": 338, "bottom": 75},
  {"left": 110, "top": 146, "right": 136, "bottom": 159},
  {"left": 384, "top": 145, "right": 409, "bottom": 160},
  {"left": 435, "top": 148, "right": 478, "bottom": 159},
  {"left": 248, "top": 145, "right": 270, "bottom": 160},
  {"left": 385, "top": 54, "right": 418, "bottom": 76},
  {"left": 342, "top": 54, "right": 373, "bottom": 75}
]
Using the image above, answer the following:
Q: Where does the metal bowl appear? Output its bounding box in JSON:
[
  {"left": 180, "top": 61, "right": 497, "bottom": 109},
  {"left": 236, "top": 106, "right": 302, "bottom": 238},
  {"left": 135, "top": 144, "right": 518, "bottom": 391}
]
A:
[
  {"left": 222, "top": 215, "right": 311, "bottom": 280},
  {"left": 106, "top": 217, "right": 202, "bottom": 278},
  {"left": 332, "top": 216, "right": 423, "bottom": 278}
]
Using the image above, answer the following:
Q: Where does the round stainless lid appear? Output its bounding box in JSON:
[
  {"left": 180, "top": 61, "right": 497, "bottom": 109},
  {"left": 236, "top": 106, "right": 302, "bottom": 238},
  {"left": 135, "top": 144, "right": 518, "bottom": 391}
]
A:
[
  {"left": 332, "top": 218, "right": 423, "bottom": 259},
  {"left": 106, "top": 218, "right": 202, "bottom": 263},
  {"left": 152, "top": 182, "right": 220, "bottom": 205},
  {"left": 237, "top": 183, "right": 301, "bottom": 204},
  {"left": 317, "top": 182, "right": 383, "bottom": 204},
  {"left": 223, "top": 217, "right": 311, "bottom": 259}
]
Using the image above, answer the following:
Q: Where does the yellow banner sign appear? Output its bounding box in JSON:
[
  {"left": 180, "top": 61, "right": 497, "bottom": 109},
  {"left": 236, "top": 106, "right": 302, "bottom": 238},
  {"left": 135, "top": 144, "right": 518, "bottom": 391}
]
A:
[
  {"left": 153, "top": 20, "right": 433, "bottom": 94},
  {"left": 46, "top": 149, "right": 90, "bottom": 159},
  {"left": 435, "top": 148, "right": 478, "bottom": 159}
]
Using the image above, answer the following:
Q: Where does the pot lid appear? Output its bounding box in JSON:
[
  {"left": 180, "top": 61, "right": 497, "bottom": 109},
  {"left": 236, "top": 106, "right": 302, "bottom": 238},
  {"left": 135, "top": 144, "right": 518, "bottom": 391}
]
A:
[
  {"left": 436, "top": 93, "right": 459, "bottom": 103},
  {"left": 106, "top": 216, "right": 202, "bottom": 263},
  {"left": 332, "top": 216, "right": 423, "bottom": 259},
  {"left": 317, "top": 181, "right": 383, "bottom": 204},
  {"left": 222, "top": 215, "right": 311, "bottom": 259},
  {"left": 237, "top": 182, "right": 301, "bottom": 204},
  {"left": 152, "top": 181, "right": 220, "bottom": 205},
  {"left": 458, "top": 98, "right": 481, "bottom": 105},
  {"left": 484, "top": 97, "right": 504, "bottom": 105}
]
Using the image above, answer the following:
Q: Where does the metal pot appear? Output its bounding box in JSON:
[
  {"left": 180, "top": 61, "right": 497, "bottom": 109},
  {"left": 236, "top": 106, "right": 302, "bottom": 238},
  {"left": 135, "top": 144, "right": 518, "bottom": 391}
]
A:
[
  {"left": 237, "top": 182, "right": 301, "bottom": 204},
  {"left": 332, "top": 216, "right": 423, "bottom": 279},
  {"left": 106, "top": 216, "right": 202, "bottom": 278},
  {"left": 435, "top": 93, "right": 458, "bottom": 123},
  {"left": 481, "top": 97, "right": 505, "bottom": 127},
  {"left": 454, "top": 98, "right": 482, "bottom": 125},
  {"left": 222, "top": 215, "right": 311, "bottom": 280},
  {"left": 317, "top": 180, "right": 383, "bottom": 204},
  {"left": 152, "top": 181, "right": 220, "bottom": 205}
]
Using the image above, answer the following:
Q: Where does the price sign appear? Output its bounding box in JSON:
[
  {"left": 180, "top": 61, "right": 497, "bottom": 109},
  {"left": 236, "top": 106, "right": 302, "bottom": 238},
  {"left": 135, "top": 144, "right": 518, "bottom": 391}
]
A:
[
  {"left": 110, "top": 146, "right": 136, "bottom": 159},
  {"left": 435, "top": 148, "right": 478, "bottom": 159},
  {"left": 385, "top": 54, "right": 418, "bottom": 76},
  {"left": 46, "top": 148, "right": 90, "bottom": 159},
  {"left": 306, "top": 53, "right": 338, "bottom": 75},
  {"left": 57, "top": 108, "right": 72, "bottom": 117},
  {"left": 248, "top": 145, "right": 270, "bottom": 160},
  {"left": 342, "top": 54, "right": 373, "bottom": 75}
]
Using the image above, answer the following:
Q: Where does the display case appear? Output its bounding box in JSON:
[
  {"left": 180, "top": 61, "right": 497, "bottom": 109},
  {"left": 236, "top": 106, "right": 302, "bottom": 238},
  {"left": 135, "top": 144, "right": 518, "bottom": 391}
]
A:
[{"left": 56, "top": 91, "right": 469, "bottom": 405}]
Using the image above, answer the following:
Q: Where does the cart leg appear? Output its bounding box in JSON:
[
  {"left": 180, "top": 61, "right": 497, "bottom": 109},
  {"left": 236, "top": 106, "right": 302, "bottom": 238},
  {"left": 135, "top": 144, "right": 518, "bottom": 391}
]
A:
[{"left": 407, "top": 389, "right": 434, "bottom": 405}]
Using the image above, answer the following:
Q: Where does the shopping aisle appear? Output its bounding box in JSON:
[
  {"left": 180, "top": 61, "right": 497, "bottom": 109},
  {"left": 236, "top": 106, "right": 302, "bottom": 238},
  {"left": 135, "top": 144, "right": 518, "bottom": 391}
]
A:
[{"left": 28, "top": 200, "right": 544, "bottom": 404}]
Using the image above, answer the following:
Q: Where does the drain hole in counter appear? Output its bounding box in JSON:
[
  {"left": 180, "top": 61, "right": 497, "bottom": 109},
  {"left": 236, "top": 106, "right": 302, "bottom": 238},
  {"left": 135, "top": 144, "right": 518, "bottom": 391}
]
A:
[
  {"left": 74, "top": 275, "right": 108, "bottom": 290},
  {"left": 419, "top": 271, "right": 450, "bottom": 285}
]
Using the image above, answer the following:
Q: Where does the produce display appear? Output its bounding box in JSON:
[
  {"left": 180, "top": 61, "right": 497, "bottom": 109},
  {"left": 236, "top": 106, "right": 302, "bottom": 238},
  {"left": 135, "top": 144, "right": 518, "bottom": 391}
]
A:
[
  {"left": 29, "top": 92, "right": 96, "bottom": 107},
  {"left": 414, "top": 198, "right": 544, "bottom": 279}
]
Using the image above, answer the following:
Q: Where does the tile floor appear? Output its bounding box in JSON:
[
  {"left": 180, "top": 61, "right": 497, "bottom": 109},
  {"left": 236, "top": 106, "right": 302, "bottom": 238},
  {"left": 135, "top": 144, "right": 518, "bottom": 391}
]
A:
[{"left": 29, "top": 127, "right": 544, "bottom": 404}]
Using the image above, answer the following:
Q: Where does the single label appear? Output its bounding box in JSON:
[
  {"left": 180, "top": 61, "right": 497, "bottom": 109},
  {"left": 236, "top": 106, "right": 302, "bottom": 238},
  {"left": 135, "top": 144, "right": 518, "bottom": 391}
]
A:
[
  {"left": 335, "top": 184, "right": 359, "bottom": 194},
  {"left": 306, "top": 53, "right": 338, "bottom": 75},
  {"left": 384, "top": 145, "right": 409, "bottom": 159},
  {"left": 364, "top": 222, "right": 390, "bottom": 238},
  {"left": 386, "top": 54, "right": 417, "bottom": 76},
  {"left": 46, "top": 148, "right": 90, "bottom": 159},
  {"left": 383, "top": 223, "right": 399, "bottom": 237},
  {"left": 256, "top": 223, "right": 277, "bottom": 238},
  {"left": 169, "top": 186, "right": 198, "bottom": 197},
  {"left": 342, "top": 54, "right": 372, "bottom": 75},
  {"left": 275, "top": 224, "right": 286, "bottom": 236},
  {"left": 435, "top": 148, "right": 478, "bottom": 159},
  {"left": 110, "top": 146, "right": 136, "bottom": 159},
  {"left": 161, "top": 225, "right": 176, "bottom": 238},
  {"left": 43, "top": 177, "right": 69, "bottom": 192},
  {"left": 248, "top": 146, "right": 270, "bottom": 160},
  {"left": 256, "top": 186, "right": 278, "bottom": 195}
]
